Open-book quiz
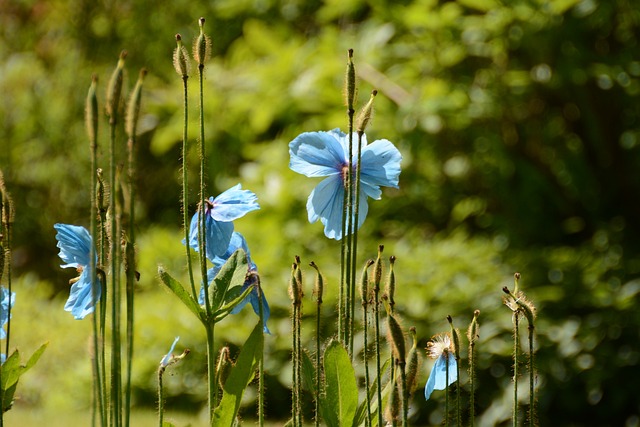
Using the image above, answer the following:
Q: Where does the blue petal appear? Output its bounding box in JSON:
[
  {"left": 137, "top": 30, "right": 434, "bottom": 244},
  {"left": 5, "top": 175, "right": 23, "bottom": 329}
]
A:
[
  {"left": 210, "top": 232, "right": 254, "bottom": 269},
  {"left": 160, "top": 336, "right": 180, "bottom": 367},
  {"left": 0, "top": 354, "right": 5, "bottom": 365},
  {"left": 307, "top": 175, "right": 345, "bottom": 240},
  {"left": 205, "top": 217, "right": 234, "bottom": 260},
  {"left": 210, "top": 184, "right": 260, "bottom": 222},
  {"left": 64, "top": 269, "right": 101, "bottom": 320},
  {"left": 230, "top": 275, "right": 271, "bottom": 334},
  {"left": 424, "top": 354, "right": 458, "bottom": 401},
  {"left": 359, "top": 139, "right": 402, "bottom": 190},
  {"left": 0, "top": 287, "right": 15, "bottom": 340},
  {"left": 289, "top": 130, "right": 346, "bottom": 177},
  {"left": 54, "top": 224, "right": 93, "bottom": 268},
  {"left": 198, "top": 267, "right": 220, "bottom": 306}
]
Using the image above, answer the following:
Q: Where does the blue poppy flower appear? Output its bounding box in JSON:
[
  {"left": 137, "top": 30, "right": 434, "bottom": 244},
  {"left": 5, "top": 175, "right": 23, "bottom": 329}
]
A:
[
  {"left": 424, "top": 334, "right": 458, "bottom": 401},
  {"left": 160, "top": 336, "right": 180, "bottom": 367},
  {"left": 187, "top": 184, "right": 259, "bottom": 259},
  {"left": 199, "top": 232, "right": 270, "bottom": 334},
  {"left": 54, "top": 223, "right": 100, "bottom": 320},
  {"left": 0, "top": 287, "right": 15, "bottom": 339},
  {"left": 289, "top": 129, "right": 402, "bottom": 240}
]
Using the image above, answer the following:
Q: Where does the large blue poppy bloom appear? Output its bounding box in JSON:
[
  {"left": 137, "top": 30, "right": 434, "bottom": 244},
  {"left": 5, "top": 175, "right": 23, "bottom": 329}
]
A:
[
  {"left": 54, "top": 223, "right": 100, "bottom": 320},
  {"left": 424, "top": 334, "right": 458, "bottom": 401},
  {"left": 289, "top": 129, "right": 402, "bottom": 240},
  {"left": 199, "top": 232, "right": 270, "bottom": 334},
  {"left": 0, "top": 287, "right": 15, "bottom": 339},
  {"left": 187, "top": 184, "right": 259, "bottom": 260}
]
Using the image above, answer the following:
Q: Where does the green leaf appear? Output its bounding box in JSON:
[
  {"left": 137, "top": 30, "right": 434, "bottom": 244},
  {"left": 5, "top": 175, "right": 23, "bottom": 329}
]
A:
[
  {"left": 354, "top": 358, "right": 391, "bottom": 427},
  {"left": 209, "top": 249, "right": 248, "bottom": 312},
  {"left": 213, "top": 284, "right": 255, "bottom": 322},
  {"left": 158, "top": 266, "right": 205, "bottom": 322},
  {"left": 212, "top": 319, "right": 264, "bottom": 425},
  {"left": 322, "top": 340, "right": 358, "bottom": 427},
  {"left": 1, "top": 343, "right": 48, "bottom": 413}
]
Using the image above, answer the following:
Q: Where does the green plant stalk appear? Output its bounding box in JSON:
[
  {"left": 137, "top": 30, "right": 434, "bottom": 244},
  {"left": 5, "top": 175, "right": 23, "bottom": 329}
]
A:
[
  {"left": 87, "top": 76, "right": 106, "bottom": 427},
  {"left": 0, "top": 182, "right": 13, "bottom": 427},
  {"left": 349, "top": 131, "right": 363, "bottom": 359},
  {"left": 362, "top": 299, "right": 371, "bottom": 427},
  {"left": 445, "top": 352, "right": 449, "bottom": 427},
  {"left": 400, "top": 362, "right": 408, "bottom": 427},
  {"left": 291, "top": 301, "right": 300, "bottom": 427},
  {"left": 180, "top": 75, "right": 197, "bottom": 300},
  {"left": 339, "top": 192, "right": 347, "bottom": 342},
  {"left": 97, "top": 171, "right": 109, "bottom": 427},
  {"left": 258, "top": 287, "right": 265, "bottom": 427},
  {"left": 528, "top": 323, "right": 536, "bottom": 427},
  {"left": 296, "top": 303, "right": 302, "bottom": 427},
  {"left": 157, "top": 368, "right": 164, "bottom": 427},
  {"left": 315, "top": 293, "right": 322, "bottom": 427},
  {"left": 373, "top": 286, "right": 383, "bottom": 427},
  {"left": 469, "top": 340, "right": 476, "bottom": 427},
  {"left": 513, "top": 313, "right": 519, "bottom": 427},
  {"left": 205, "top": 324, "right": 216, "bottom": 424},
  {"left": 109, "top": 113, "right": 122, "bottom": 427}
]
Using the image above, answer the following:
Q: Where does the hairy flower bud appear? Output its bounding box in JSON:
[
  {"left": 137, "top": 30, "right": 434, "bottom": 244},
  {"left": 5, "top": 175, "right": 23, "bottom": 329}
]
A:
[
  {"left": 173, "top": 34, "right": 191, "bottom": 78},
  {"left": 193, "top": 17, "right": 212, "bottom": 66},
  {"left": 106, "top": 50, "right": 127, "bottom": 123},
  {"left": 356, "top": 90, "right": 377, "bottom": 133}
]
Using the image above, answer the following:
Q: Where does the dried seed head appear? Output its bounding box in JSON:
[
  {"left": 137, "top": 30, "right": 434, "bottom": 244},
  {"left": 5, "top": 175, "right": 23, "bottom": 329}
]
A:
[
  {"left": 359, "top": 259, "right": 374, "bottom": 302},
  {"left": 426, "top": 333, "right": 453, "bottom": 359},
  {"left": 384, "top": 373, "right": 400, "bottom": 425},
  {"left": 372, "top": 244, "right": 384, "bottom": 290}
]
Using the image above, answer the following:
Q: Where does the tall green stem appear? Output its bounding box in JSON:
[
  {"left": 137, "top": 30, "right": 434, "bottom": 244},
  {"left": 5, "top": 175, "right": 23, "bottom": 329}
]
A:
[
  {"left": 157, "top": 368, "right": 165, "bottom": 427},
  {"left": 445, "top": 351, "right": 449, "bottom": 427},
  {"left": 373, "top": 286, "right": 383, "bottom": 427},
  {"left": 528, "top": 324, "right": 536, "bottom": 427},
  {"left": 180, "top": 73, "right": 196, "bottom": 299},
  {"left": 513, "top": 313, "right": 519, "bottom": 427}
]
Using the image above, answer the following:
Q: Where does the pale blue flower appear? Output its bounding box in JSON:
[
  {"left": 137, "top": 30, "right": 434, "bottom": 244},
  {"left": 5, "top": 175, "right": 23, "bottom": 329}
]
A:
[
  {"left": 199, "top": 232, "right": 270, "bottom": 334},
  {"left": 187, "top": 184, "right": 259, "bottom": 259},
  {"left": 424, "top": 334, "right": 458, "bottom": 401},
  {"left": 160, "top": 336, "right": 180, "bottom": 367},
  {"left": 289, "top": 129, "right": 402, "bottom": 240},
  {"left": 0, "top": 287, "right": 15, "bottom": 339},
  {"left": 54, "top": 223, "right": 100, "bottom": 320},
  {"left": 0, "top": 354, "right": 5, "bottom": 365}
]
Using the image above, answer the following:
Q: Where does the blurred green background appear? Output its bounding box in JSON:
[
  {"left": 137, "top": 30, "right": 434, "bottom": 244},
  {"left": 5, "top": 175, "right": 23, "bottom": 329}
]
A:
[{"left": 2, "top": 0, "right": 640, "bottom": 425}]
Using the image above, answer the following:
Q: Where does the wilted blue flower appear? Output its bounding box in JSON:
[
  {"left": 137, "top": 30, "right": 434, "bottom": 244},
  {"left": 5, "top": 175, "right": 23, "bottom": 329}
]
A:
[
  {"left": 54, "top": 223, "right": 100, "bottom": 320},
  {"left": 289, "top": 129, "right": 402, "bottom": 240},
  {"left": 160, "top": 336, "right": 180, "bottom": 367},
  {"left": 199, "top": 232, "right": 270, "bottom": 334},
  {"left": 187, "top": 184, "right": 259, "bottom": 259},
  {"left": 424, "top": 333, "right": 457, "bottom": 401},
  {"left": 0, "top": 287, "right": 15, "bottom": 339}
]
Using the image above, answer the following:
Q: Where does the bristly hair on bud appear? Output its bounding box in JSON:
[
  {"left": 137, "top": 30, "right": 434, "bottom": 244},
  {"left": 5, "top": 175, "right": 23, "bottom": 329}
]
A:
[
  {"left": 372, "top": 244, "right": 384, "bottom": 291},
  {"left": 385, "top": 255, "right": 396, "bottom": 313},
  {"left": 405, "top": 326, "right": 420, "bottom": 393},
  {"left": 359, "top": 259, "right": 374, "bottom": 302},
  {"left": 344, "top": 48, "right": 357, "bottom": 111},
  {"left": 193, "top": 17, "right": 212, "bottom": 66},
  {"left": 447, "top": 315, "right": 461, "bottom": 357},
  {"left": 309, "top": 261, "right": 323, "bottom": 303},
  {"left": 356, "top": 90, "right": 377, "bottom": 133},
  {"left": 467, "top": 310, "right": 480, "bottom": 343},
  {"left": 173, "top": 34, "right": 192, "bottom": 78},
  {"left": 85, "top": 74, "right": 99, "bottom": 149},
  {"left": 387, "top": 311, "right": 406, "bottom": 364},
  {"left": 125, "top": 68, "right": 147, "bottom": 139},
  {"left": 106, "top": 50, "right": 127, "bottom": 123},
  {"left": 216, "top": 346, "right": 233, "bottom": 388},
  {"left": 288, "top": 263, "right": 301, "bottom": 305}
]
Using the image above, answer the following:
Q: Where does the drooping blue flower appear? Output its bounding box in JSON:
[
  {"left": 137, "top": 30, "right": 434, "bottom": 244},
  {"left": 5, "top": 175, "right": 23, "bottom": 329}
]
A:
[
  {"left": 0, "top": 287, "right": 15, "bottom": 339},
  {"left": 160, "top": 336, "right": 180, "bottom": 367},
  {"left": 199, "top": 232, "right": 270, "bottom": 334},
  {"left": 54, "top": 223, "right": 100, "bottom": 320},
  {"left": 289, "top": 129, "right": 402, "bottom": 240},
  {"left": 424, "top": 333, "right": 458, "bottom": 401},
  {"left": 187, "top": 184, "right": 260, "bottom": 260}
]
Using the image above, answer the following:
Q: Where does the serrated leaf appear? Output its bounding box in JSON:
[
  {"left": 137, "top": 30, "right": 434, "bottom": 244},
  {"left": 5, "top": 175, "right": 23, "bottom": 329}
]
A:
[
  {"left": 209, "top": 249, "right": 248, "bottom": 311},
  {"left": 158, "top": 267, "right": 205, "bottom": 321},
  {"left": 322, "top": 340, "right": 358, "bottom": 427},
  {"left": 212, "top": 319, "right": 264, "bottom": 425}
]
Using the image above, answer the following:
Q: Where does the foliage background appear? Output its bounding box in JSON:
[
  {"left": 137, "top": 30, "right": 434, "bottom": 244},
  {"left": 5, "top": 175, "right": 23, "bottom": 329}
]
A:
[{"left": 1, "top": 0, "right": 640, "bottom": 425}]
